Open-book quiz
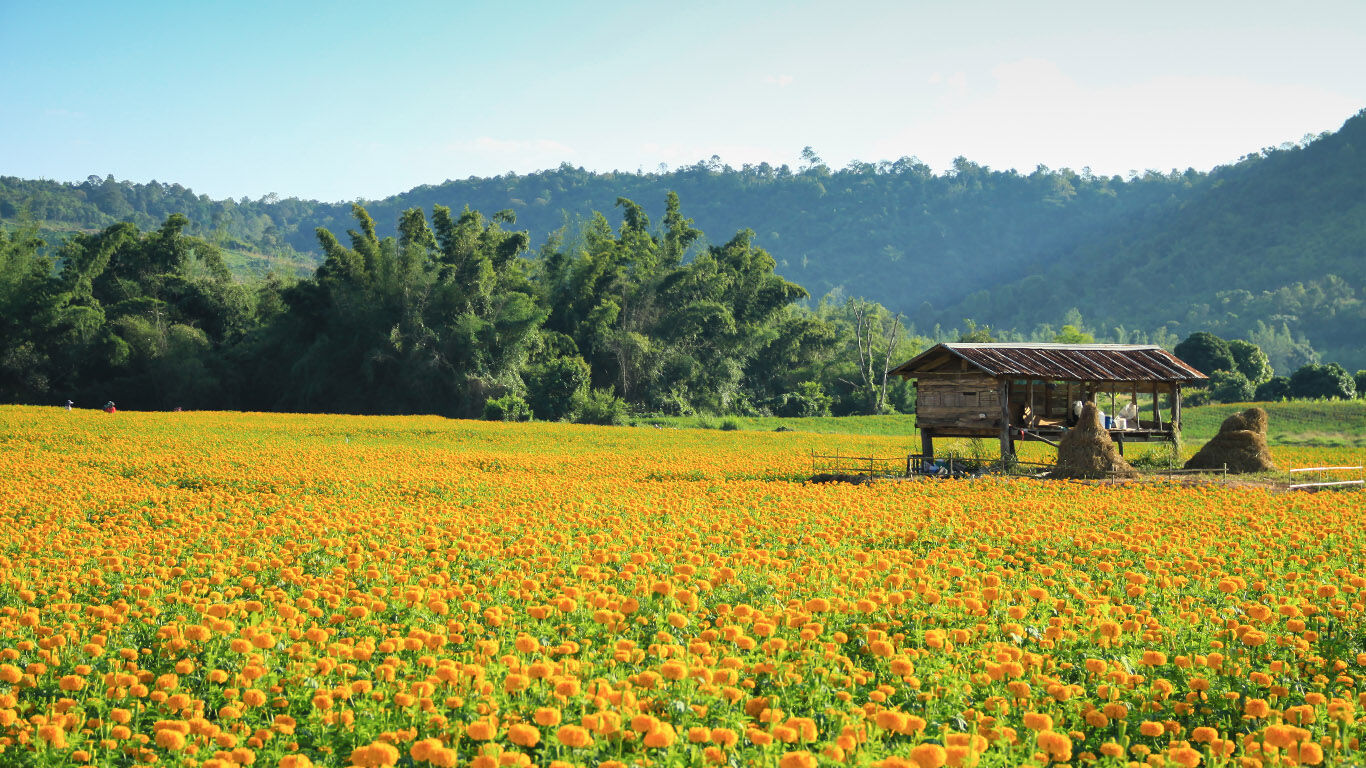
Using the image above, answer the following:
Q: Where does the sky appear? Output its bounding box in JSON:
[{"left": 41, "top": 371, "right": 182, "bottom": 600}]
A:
[{"left": 2, "top": 0, "right": 1364, "bottom": 203}]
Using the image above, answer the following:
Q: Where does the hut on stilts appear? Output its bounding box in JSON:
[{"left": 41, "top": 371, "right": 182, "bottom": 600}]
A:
[{"left": 889, "top": 343, "right": 1209, "bottom": 461}]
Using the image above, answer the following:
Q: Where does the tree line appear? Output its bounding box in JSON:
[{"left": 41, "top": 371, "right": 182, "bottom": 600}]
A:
[
  {"left": 0, "top": 196, "right": 928, "bottom": 420},
  {"left": 5, "top": 195, "right": 1361, "bottom": 420}
]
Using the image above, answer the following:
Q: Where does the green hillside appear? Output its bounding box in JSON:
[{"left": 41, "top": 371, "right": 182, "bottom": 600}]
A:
[{"left": 3, "top": 109, "right": 1364, "bottom": 369}]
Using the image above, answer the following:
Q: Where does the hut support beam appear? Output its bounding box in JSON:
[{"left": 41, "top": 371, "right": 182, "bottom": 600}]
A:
[
  {"left": 921, "top": 429, "right": 934, "bottom": 460},
  {"left": 1172, "top": 384, "right": 1182, "bottom": 436},
  {"left": 1152, "top": 383, "right": 1162, "bottom": 431},
  {"left": 999, "top": 381, "right": 1013, "bottom": 460}
]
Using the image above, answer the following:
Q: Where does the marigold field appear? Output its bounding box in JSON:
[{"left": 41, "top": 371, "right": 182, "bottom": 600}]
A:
[{"left": 1, "top": 407, "right": 1363, "bottom": 768}]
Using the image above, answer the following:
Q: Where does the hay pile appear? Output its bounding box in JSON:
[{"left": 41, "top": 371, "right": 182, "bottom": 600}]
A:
[
  {"left": 1184, "top": 407, "right": 1276, "bottom": 473},
  {"left": 1052, "top": 402, "right": 1138, "bottom": 479}
]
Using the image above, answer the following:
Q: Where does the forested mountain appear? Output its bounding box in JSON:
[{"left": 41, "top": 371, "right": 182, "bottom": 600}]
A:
[{"left": 4, "top": 109, "right": 1364, "bottom": 369}]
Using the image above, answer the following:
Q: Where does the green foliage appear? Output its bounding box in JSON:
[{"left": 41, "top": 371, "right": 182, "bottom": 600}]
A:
[
  {"left": 1254, "top": 376, "right": 1291, "bottom": 402},
  {"left": 573, "top": 387, "right": 629, "bottom": 426},
  {"left": 957, "top": 319, "right": 994, "bottom": 343},
  {"left": 6, "top": 109, "right": 1366, "bottom": 372},
  {"left": 1228, "top": 339, "right": 1273, "bottom": 384},
  {"left": 1289, "top": 362, "right": 1357, "bottom": 400},
  {"left": 483, "top": 394, "right": 531, "bottom": 422},
  {"left": 525, "top": 354, "right": 591, "bottom": 421},
  {"left": 1052, "top": 324, "right": 1095, "bottom": 344},
  {"left": 771, "top": 381, "right": 833, "bottom": 418},
  {"left": 1208, "top": 370, "right": 1255, "bottom": 403},
  {"left": 1356, "top": 370, "right": 1366, "bottom": 400},
  {"left": 1175, "top": 332, "right": 1235, "bottom": 378}
]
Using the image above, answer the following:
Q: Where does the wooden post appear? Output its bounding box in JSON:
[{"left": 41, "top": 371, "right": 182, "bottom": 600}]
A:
[
  {"left": 1132, "top": 385, "right": 1139, "bottom": 428},
  {"left": 921, "top": 429, "right": 934, "bottom": 460},
  {"left": 999, "top": 380, "right": 1013, "bottom": 461},
  {"left": 1152, "top": 383, "right": 1162, "bottom": 431},
  {"left": 1172, "top": 383, "right": 1182, "bottom": 434}
]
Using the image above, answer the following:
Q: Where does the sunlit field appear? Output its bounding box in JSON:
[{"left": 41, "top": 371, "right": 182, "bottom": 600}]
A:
[{"left": 1, "top": 407, "right": 1363, "bottom": 768}]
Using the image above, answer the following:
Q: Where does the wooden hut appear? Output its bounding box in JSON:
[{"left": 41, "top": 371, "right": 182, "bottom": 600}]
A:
[{"left": 889, "top": 343, "right": 1208, "bottom": 460}]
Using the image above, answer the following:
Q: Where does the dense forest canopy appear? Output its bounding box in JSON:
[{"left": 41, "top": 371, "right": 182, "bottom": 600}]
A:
[
  {"left": 3, "top": 109, "right": 1364, "bottom": 375},
  {"left": 0, "top": 195, "right": 926, "bottom": 417}
]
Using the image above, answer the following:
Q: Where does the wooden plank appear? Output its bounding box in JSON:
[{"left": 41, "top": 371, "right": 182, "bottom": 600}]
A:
[
  {"left": 917, "top": 417, "right": 1003, "bottom": 430},
  {"left": 921, "top": 430, "right": 934, "bottom": 460}
]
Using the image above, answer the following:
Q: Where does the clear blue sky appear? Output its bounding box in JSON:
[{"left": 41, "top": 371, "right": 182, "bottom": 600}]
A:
[{"left": 3, "top": 0, "right": 1363, "bottom": 202}]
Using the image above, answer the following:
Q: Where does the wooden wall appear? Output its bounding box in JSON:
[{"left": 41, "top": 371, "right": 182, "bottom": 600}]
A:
[{"left": 916, "top": 375, "right": 1002, "bottom": 431}]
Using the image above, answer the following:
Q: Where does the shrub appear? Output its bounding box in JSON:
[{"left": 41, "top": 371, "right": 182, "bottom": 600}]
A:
[
  {"left": 719, "top": 418, "right": 742, "bottom": 431},
  {"left": 525, "top": 355, "right": 590, "bottom": 421},
  {"left": 483, "top": 394, "right": 532, "bottom": 422},
  {"left": 1254, "top": 376, "right": 1291, "bottom": 402},
  {"left": 1356, "top": 370, "right": 1366, "bottom": 400},
  {"left": 1289, "top": 362, "right": 1356, "bottom": 400},
  {"left": 772, "top": 381, "right": 833, "bottom": 418},
  {"left": 573, "top": 388, "right": 629, "bottom": 426},
  {"left": 1208, "top": 370, "right": 1255, "bottom": 403}
]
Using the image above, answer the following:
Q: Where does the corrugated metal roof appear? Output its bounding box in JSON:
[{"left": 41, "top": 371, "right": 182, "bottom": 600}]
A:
[{"left": 891, "top": 342, "right": 1209, "bottom": 382}]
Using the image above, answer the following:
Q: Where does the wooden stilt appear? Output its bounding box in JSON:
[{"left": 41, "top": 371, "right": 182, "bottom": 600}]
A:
[{"left": 1172, "top": 384, "right": 1182, "bottom": 436}]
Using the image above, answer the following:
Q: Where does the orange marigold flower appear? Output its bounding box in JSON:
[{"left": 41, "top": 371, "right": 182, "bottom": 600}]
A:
[
  {"left": 508, "top": 724, "right": 539, "bottom": 747},
  {"left": 1036, "top": 731, "right": 1072, "bottom": 762},
  {"left": 909, "top": 743, "right": 948, "bottom": 768},
  {"left": 556, "top": 725, "right": 592, "bottom": 748}
]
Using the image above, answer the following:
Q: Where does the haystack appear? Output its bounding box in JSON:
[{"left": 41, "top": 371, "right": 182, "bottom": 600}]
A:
[
  {"left": 1184, "top": 407, "right": 1276, "bottom": 473},
  {"left": 1052, "top": 402, "right": 1138, "bottom": 479}
]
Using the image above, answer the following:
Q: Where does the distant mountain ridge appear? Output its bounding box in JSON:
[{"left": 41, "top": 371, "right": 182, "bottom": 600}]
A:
[{"left": 3, "top": 108, "right": 1364, "bottom": 368}]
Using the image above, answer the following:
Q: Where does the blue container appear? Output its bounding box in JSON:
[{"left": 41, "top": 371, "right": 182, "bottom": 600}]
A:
[{"left": 1103, "top": 416, "right": 1113, "bottom": 429}]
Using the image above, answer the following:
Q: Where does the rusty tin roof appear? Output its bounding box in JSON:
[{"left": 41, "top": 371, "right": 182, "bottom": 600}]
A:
[{"left": 890, "top": 342, "right": 1209, "bottom": 382}]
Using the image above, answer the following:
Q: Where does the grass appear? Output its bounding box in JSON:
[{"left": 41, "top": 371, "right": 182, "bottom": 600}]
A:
[
  {"left": 644, "top": 400, "right": 1366, "bottom": 452},
  {"left": 640, "top": 413, "right": 919, "bottom": 436},
  {"left": 1180, "top": 399, "right": 1366, "bottom": 446},
  {"left": 220, "top": 246, "right": 318, "bottom": 279}
]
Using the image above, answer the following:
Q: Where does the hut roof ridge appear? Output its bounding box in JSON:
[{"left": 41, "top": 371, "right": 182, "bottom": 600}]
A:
[
  {"left": 891, "top": 341, "right": 1208, "bottom": 382},
  {"left": 943, "top": 342, "right": 1163, "bottom": 350}
]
